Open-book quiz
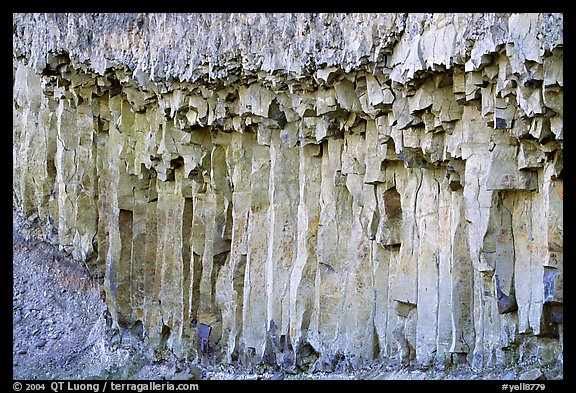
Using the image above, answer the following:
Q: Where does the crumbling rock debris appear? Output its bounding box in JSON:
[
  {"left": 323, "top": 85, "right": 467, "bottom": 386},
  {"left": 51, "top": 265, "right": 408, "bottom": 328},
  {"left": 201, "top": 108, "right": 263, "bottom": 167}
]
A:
[
  {"left": 519, "top": 368, "right": 547, "bottom": 381},
  {"left": 13, "top": 13, "right": 562, "bottom": 375}
]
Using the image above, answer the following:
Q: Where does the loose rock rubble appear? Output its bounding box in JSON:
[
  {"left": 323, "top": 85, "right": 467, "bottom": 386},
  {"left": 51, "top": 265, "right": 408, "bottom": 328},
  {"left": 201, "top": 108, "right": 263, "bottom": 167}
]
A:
[{"left": 13, "top": 209, "right": 115, "bottom": 380}]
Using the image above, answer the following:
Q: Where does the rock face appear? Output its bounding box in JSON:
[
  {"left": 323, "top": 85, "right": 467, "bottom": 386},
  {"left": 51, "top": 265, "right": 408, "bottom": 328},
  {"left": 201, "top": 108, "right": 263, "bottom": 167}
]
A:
[{"left": 13, "top": 13, "right": 563, "bottom": 372}]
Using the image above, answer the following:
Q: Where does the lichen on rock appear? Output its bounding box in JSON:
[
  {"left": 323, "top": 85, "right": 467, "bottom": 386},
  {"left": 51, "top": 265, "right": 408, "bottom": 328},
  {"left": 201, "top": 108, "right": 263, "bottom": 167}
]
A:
[{"left": 13, "top": 13, "right": 563, "bottom": 373}]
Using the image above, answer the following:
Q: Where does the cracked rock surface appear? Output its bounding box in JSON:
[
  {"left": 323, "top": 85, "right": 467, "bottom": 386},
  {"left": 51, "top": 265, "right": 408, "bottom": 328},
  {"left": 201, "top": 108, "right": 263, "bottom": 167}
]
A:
[{"left": 13, "top": 13, "right": 562, "bottom": 377}]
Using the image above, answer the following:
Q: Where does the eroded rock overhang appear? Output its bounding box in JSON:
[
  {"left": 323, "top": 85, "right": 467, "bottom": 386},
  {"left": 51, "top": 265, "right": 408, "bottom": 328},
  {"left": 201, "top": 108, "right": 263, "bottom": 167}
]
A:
[{"left": 13, "top": 13, "right": 563, "bottom": 371}]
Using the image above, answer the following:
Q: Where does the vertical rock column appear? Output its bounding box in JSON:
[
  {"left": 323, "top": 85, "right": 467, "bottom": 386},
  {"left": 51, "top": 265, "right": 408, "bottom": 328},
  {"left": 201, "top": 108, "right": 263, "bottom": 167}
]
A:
[
  {"left": 263, "top": 131, "right": 300, "bottom": 368},
  {"left": 288, "top": 143, "right": 322, "bottom": 369},
  {"left": 450, "top": 189, "right": 475, "bottom": 362},
  {"left": 242, "top": 142, "right": 271, "bottom": 362},
  {"left": 312, "top": 137, "right": 354, "bottom": 368},
  {"left": 414, "top": 170, "right": 442, "bottom": 366},
  {"left": 216, "top": 131, "right": 254, "bottom": 364},
  {"left": 153, "top": 174, "right": 186, "bottom": 356},
  {"left": 13, "top": 64, "right": 55, "bottom": 226}
]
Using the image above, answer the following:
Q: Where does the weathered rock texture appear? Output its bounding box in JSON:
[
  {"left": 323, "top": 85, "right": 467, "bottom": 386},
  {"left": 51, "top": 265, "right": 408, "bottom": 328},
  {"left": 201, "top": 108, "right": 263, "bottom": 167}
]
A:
[{"left": 13, "top": 13, "right": 563, "bottom": 372}]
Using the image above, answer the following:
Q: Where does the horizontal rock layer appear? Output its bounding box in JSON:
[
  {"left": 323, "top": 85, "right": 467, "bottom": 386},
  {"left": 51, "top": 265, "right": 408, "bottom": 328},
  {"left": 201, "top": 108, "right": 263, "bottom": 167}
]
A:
[{"left": 13, "top": 13, "right": 562, "bottom": 371}]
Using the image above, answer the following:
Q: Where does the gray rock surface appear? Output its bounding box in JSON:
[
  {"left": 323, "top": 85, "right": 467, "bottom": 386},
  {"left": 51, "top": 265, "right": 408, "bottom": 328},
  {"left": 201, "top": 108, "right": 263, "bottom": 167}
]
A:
[{"left": 13, "top": 13, "right": 562, "bottom": 377}]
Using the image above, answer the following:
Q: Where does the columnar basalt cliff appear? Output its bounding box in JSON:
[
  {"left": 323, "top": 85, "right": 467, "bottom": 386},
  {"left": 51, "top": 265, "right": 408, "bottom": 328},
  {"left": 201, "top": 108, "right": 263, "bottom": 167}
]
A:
[{"left": 13, "top": 13, "right": 563, "bottom": 373}]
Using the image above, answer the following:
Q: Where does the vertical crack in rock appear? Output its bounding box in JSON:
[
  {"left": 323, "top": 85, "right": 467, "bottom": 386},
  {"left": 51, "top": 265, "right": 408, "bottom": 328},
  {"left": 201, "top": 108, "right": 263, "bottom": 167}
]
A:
[{"left": 13, "top": 13, "right": 562, "bottom": 373}]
